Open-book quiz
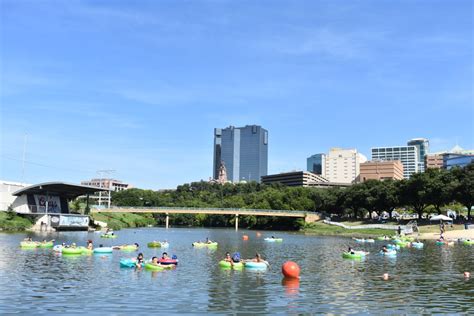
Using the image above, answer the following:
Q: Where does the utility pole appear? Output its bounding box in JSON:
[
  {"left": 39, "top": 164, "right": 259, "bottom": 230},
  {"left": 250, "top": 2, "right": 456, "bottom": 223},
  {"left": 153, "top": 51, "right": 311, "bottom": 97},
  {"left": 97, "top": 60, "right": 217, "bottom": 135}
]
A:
[{"left": 96, "top": 169, "right": 115, "bottom": 208}]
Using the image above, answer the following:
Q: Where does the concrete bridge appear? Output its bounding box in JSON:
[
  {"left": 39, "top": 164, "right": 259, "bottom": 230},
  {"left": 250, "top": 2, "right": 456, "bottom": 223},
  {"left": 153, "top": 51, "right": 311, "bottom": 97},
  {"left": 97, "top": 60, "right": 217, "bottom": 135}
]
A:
[{"left": 91, "top": 207, "right": 320, "bottom": 230}]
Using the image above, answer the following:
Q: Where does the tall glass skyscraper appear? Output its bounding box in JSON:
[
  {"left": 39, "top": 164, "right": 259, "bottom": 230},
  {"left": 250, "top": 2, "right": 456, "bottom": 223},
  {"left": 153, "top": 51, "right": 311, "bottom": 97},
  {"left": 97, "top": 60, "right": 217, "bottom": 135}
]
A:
[
  {"left": 306, "top": 154, "right": 326, "bottom": 176},
  {"left": 213, "top": 125, "right": 268, "bottom": 183},
  {"left": 407, "top": 138, "right": 429, "bottom": 173}
]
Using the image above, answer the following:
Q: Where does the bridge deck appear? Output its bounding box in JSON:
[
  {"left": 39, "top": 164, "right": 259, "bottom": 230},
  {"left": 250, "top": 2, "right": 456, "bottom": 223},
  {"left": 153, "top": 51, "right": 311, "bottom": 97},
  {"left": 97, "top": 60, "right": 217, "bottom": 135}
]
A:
[{"left": 92, "top": 207, "right": 309, "bottom": 218}]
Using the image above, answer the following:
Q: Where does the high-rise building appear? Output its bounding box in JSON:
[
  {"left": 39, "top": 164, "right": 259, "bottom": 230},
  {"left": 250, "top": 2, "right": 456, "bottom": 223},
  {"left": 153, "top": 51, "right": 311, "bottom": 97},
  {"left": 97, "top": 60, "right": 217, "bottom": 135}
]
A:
[
  {"left": 359, "top": 161, "right": 404, "bottom": 182},
  {"left": 425, "top": 154, "right": 444, "bottom": 169},
  {"left": 426, "top": 145, "right": 474, "bottom": 170},
  {"left": 407, "top": 138, "right": 429, "bottom": 172},
  {"left": 306, "top": 154, "right": 326, "bottom": 176},
  {"left": 213, "top": 125, "right": 268, "bottom": 183},
  {"left": 324, "top": 148, "right": 367, "bottom": 183},
  {"left": 371, "top": 146, "right": 418, "bottom": 179}
]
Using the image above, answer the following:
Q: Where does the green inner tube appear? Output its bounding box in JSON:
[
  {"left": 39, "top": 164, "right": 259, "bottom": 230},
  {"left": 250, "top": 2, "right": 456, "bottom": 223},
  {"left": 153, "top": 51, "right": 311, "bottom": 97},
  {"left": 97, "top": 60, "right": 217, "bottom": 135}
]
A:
[
  {"left": 20, "top": 242, "right": 38, "bottom": 248},
  {"left": 37, "top": 242, "right": 54, "bottom": 248},
  {"left": 342, "top": 252, "right": 363, "bottom": 259},
  {"left": 120, "top": 246, "right": 138, "bottom": 251},
  {"left": 144, "top": 263, "right": 174, "bottom": 271},
  {"left": 147, "top": 242, "right": 162, "bottom": 248},
  {"left": 218, "top": 260, "right": 243, "bottom": 269},
  {"left": 62, "top": 247, "right": 83, "bottom": 255},
  {"left": 462, "top": 240, "right": 474, "bottom": 245}
]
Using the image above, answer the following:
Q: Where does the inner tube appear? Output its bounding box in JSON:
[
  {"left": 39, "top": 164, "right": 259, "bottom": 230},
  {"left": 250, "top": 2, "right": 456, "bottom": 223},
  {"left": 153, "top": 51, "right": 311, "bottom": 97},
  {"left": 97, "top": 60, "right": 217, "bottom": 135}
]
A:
[
  {"left": 192, "top": 242, "right": 218, "bottom": 247},
  {"left": 353, "top": 238, "right": 365, "bottom": 243},
  {"left": 263, "top": 238, "right": 283, "bottom": 242},
  {"left": 53, "top": 245, "right": 63, "bottom": 252},
  {"left": 93, "top": 247, "right": 113, "bottom": 254},
  {"left": 100, "top": 234, "right": 117, "bottom": 238},
  {"left": 81, "top": 247, "right": 93, "bottom": 255},
  {"left": 244, "top": 261, "right": 268, "bottom": 269},
  {"left": 144, "top": 263, "right": 174, "bottom": 271},
  {"left": 365, "top": 239, "right": 375, "bottom": 243},
  {"left": 37, "top": 242, "right": 54, "bottom": 248},
  {"left": 20, "top": 242, "right": 38, "bottom": 248},
  {"left": 62, "top": 247, "right": 83, "bottom": 255},
  {"left": 147, "top": 242, "right": 162, "bottom": 248},
  {"left": 380, "top": 250, "right": 397, "bottom": 256},
  {"left": 462, "top": 240, "right": 474, "bottom": 245},
  {"left": 158, "top": 258, "right": 178, "bottom": 265},
  {"left": 376, "top": 237, "right": 390, "bottom": 241},
  {"left": 387, "top": 244, "right": 400, "bottom": 250},
  {"left": 119, "top": 245, "right": 138, "bottom": 251},
  {"left": 120, "top": 258, "right": 137, "bottom": 268},
  {"left": 218, "top": 260, "right": 243, "bottom": 269},
  {"left": 411, "top": 242, "right": 424, "bottom": 248},
  {"left": 342, "top": 252, "right": 363, "bottom": 259}
]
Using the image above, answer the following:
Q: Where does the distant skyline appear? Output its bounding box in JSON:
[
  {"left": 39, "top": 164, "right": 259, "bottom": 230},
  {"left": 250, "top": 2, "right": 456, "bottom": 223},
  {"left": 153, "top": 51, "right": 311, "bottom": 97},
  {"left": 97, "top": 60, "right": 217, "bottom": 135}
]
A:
[{"left": 1, "top": 1, "right": 473, "bottom": 189}]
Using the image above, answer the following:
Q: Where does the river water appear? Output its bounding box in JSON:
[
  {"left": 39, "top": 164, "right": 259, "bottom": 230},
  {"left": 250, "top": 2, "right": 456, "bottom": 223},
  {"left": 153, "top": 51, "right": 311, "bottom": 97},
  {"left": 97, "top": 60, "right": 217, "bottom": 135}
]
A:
[{"left": 0, "top": 228, "right": 473, "bottom": 314}]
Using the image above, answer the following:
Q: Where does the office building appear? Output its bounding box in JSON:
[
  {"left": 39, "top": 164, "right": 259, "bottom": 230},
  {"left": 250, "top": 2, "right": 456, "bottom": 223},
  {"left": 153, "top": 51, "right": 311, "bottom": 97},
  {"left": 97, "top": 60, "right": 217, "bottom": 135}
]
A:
[
  {"left": 371, "top": 146, "right": 418, "bottom": 179},
  {"left": 80, "top": 178, "right": 130, "bottom": 207},
  {"left": 425, "top": 154, "right": 444, "bottom": 169},
  {"left": 324, "top": 148, "right": 367, "bottom": 183},
  {"left": 359, "top": 161, "right": 404, "bottom": 182},
  {"left": 261, "top": 171, "right": 349, "bottom": 188},
  {"left": 407, "top": 138, "right": 429, "bottom": 172},
  {"left": 307, "top": 154, "right": 326, "bottom": 176},
  {"left": 443, "top": 154, "right": 474, "bottom": 169},
  {"left": 213, "top": 125, "right": 268, "bottom": 183}
]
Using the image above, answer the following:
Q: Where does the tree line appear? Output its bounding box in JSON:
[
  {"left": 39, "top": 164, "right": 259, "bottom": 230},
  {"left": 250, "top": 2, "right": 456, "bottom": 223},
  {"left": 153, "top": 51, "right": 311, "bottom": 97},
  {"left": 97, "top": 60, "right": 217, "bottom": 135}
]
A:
[{"left": 111, "top": 163, "right": 473, "bottom": 228}]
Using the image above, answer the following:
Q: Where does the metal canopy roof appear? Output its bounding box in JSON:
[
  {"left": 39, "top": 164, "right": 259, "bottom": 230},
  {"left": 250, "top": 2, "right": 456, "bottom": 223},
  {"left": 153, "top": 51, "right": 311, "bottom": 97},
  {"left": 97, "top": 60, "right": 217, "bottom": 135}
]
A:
[{"left": 13, "top": 181, "right": 109, "bottom": 199}]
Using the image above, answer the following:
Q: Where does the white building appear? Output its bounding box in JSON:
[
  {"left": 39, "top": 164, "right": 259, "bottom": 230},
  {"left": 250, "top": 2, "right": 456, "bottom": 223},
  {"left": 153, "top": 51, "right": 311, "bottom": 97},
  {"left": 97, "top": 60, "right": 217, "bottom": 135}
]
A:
[
  {"left": 0, "top": 180, "right": 30, "bottom": 211},
  {"left": 324, "top": 148, "right": 367, "bottom": 183},
  {"left": 371, "top": 146, "right": 419, "bottom": 179}
]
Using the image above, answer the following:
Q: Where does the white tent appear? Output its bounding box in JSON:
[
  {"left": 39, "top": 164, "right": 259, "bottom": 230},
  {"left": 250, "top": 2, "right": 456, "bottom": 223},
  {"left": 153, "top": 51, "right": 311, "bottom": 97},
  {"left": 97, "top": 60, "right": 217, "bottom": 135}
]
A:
[{"left": 429, "top": 215, "right": 453, "bottom": 221}]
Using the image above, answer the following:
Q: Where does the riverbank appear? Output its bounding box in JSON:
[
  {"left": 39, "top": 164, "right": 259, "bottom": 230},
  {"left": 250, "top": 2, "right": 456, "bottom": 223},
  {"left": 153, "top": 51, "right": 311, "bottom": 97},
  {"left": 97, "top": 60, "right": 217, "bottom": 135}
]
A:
[
  {"left": 418, "top": 229, "right": 474, "bottom": 240},
  {"left": 0, "top": 212, "right": 33, "bottom": 231},
  {"left": 302, "top": 221, "right": 395, "bottom": 237}
]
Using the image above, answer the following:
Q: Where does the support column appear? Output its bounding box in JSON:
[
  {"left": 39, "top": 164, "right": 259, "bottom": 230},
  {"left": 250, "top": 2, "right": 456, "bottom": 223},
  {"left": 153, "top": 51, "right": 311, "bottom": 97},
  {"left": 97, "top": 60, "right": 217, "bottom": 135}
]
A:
[
  {"left": 235, "top": 214, "right": 239, "bottom": 231},
  {"left": 165, "top": 213, "right": 169, "bottom": 229}
]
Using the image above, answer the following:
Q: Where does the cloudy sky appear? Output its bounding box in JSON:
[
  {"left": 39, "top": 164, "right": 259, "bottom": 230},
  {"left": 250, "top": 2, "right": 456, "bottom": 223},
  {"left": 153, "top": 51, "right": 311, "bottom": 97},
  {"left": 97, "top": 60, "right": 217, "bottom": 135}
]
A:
[{"left": 1, "top": 0, "right": 473, "bottom": 189}]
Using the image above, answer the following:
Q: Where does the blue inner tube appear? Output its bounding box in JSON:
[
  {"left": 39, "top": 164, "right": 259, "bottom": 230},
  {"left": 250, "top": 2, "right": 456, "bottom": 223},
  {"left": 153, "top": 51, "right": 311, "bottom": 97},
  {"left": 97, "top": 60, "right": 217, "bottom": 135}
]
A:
[
  {"left": 245, "top": 261, "right": 268, "bottom": 269},
  {"left": 120, "top": 259, "right": 137, "bottom": 268},
  {"left": 94, "top": 247, "right": 113, "bottom": 254}
]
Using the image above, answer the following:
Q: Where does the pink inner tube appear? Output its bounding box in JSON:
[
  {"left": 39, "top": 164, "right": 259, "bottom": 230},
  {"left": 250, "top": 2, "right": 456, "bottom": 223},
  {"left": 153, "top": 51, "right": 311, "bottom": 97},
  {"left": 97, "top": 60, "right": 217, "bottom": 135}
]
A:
[{"left": 158, "top": 258, "right": 178, "bottom": 265}]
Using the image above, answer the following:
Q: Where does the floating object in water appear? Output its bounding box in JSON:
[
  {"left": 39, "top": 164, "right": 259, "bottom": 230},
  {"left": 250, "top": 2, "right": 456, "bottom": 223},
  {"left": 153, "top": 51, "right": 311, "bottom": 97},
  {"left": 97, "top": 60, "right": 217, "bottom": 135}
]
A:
[
  {"left": 282, "top": 261, "right": 300, "bottom": 278},
  {"left": 144, "top": 262, "right": 174, "bottom": 271},
  {"left": 100, "top": 234, "right": 117, "bottom": 238},
  {"left": 264, "top": 238, "right": 283, "bottom": 242},
  {"left": 62, "top": 247, "right": 83, "bottom": 255},
  {"left": 376, "top": 236, "right": 390, "bottom": 241},
  {"left": 462, "top": 240, "right": 474, "bottom": 246},
  {"left": 411, "top": 242, "right": 424, "bottom": 249},
  {"left": 387, "top": 244, "right": 400, "bottom": 250},
  {"left": 116, "top": 245, "right": 138, "bottom": 251},
  {"left": 158, "top": 258, "right": 178, "bottom": 265},
  {"left": 242, "top": 235, "right": 249, "bottom": 241},
  {"left": 192, "top": 242, "right": 218, "bottom": 248},
  {"left": 464, "top": 272, "right": 471, "bottom": 278},
  {"left": 244, "top": 261, "right": 268, "bottom": 269},
  {"left": 342, "top": 252, "right": 363, "bottom": 259},
  {"left": 218, "top": 260, "right": 243, "bottom": 269},
  {"left": 120, "top": 258, "right": 138, "bottom": 268},
  {"left": 380, "top": 250, "right": 397, "bottom": 257},
  {"left": 383, "top": 273, "right": 389, "bottom": 280},
  {"left": 93, "top": 247, "right": 113, "bottom": 254},
  {"left": 366, "top": 239, "right": 375, "bottom": 243},
  {"left": 53, "top": 245, "right": 63, "bottom": 252},
  {"left": 20, "top": 241, "right": 38, "bottom": 249},
  {"left": 256, "top": 232, "right": 262, "bottom": 237}
]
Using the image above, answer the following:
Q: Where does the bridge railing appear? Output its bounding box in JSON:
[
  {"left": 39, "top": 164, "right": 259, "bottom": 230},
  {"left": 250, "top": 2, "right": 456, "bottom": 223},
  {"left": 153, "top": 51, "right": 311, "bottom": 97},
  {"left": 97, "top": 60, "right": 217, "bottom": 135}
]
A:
[{"left": 93, "top": 206, "right": 318, "bottom": 215}]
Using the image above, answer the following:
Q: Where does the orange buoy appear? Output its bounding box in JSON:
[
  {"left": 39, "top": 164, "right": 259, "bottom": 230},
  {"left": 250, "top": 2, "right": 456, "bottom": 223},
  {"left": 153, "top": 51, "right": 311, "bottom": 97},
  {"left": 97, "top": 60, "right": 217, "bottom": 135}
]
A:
[
  {"left": 242, "top": 235, "right": 249, "bottom": 241},
  {"left": 282, "top": 261, "right": 300, "bottom": 279}
]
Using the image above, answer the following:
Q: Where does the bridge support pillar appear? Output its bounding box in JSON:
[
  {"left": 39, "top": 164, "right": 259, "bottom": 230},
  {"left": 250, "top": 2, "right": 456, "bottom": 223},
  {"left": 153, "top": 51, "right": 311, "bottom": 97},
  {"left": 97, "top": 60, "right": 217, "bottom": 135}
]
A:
[
  {"left": 235, "top": 214, "right": 239, "bottom": 231},
  {"left": 165, "top": 213, "right": 169, "bottom": 229}
]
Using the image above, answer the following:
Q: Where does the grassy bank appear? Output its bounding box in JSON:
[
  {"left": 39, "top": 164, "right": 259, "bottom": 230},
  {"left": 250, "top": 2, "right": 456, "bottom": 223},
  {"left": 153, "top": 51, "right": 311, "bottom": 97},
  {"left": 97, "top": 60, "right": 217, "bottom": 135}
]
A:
[
  {"left": 91, "top": 212, "right": 156, "bottom": 230},
  {"left": 0, "top": 211, "right": 33, "bottom": 231},
  {"left": 301, "top": 221, "right": 395, "bottom": 237}
]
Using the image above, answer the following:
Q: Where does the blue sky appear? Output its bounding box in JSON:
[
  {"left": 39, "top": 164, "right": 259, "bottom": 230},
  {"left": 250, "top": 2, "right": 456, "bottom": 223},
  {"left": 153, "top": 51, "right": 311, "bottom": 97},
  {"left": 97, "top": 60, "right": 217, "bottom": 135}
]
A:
[{"left": 1, "top": 0, "right": 473, "bottom": 189}]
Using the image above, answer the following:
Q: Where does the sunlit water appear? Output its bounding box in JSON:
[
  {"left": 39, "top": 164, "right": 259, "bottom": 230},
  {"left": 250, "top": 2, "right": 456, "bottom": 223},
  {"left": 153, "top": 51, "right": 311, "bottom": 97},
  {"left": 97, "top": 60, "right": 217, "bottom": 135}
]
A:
[{"left": 0, "top": 228, "right": 473, "bottom": 314}]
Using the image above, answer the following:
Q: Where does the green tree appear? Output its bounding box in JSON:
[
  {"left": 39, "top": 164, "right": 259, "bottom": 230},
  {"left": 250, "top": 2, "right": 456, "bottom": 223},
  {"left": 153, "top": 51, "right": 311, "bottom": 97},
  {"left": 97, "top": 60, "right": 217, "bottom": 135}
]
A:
[
  {"left": 452, "top": 163, "right": 474, "bottom": 219},
  {"left": 399, "top": 173, "right": 430, "bottom": 219}
]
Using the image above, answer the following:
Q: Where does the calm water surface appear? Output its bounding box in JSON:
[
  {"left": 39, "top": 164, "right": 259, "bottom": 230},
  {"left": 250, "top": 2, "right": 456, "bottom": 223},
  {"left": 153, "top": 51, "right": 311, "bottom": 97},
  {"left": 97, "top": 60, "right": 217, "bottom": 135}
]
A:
[{"left": 0, "top": 228, "right": 473, "bottom": 314}]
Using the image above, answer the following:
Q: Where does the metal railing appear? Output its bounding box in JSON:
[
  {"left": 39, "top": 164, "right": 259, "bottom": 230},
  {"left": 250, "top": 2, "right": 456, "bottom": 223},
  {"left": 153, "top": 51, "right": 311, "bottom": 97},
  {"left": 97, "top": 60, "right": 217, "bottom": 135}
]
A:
[{"left": 93, "top": 206, "right": 317, "bottom": 216}]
